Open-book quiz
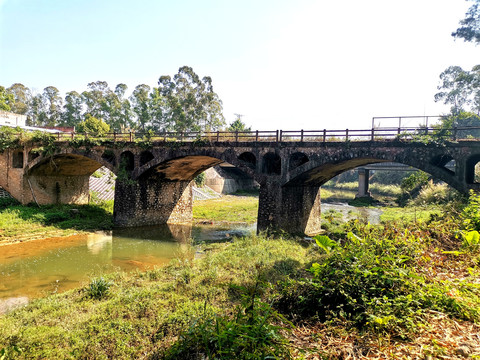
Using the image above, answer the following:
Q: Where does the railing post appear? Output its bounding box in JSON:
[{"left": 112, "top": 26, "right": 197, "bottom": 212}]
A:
[
  {"left": 255, "top": 130, "right": 259, "bottom": 142},
  {"left": 275, "top": 130, "right": 279, "bottom": 142},
  {"left": 323, "top": 129, "right": 326, "bottom": 143},
  {"left": 180, "top": 132, "right": 184, "bottom": 141},
  {"left": 216, "top": 131, "right": 219, "bottom": 142},
  {"left": 371, "top": 128, "right": 374, "bottom": 141},
  {"left": 163, "top": 130, "right": 167, "bottom": 142},
  {"left": 300, "top": 129, "right": 304, "bottom": 142},
  {"left": 129, "top": 132, "right": 133, "bottom": 142},
  {"left": 71, "top": 132, "right": 75, "bottom": 140},
  {"left": 345, "top": 129, "right": 349, "bottom": 142},
  {"left": 453, "top": 127, "right": 457, "bottom": 141},
  {"left": 397, "top": 127, "right": 401, "bottom": 135},
  {"left": 279, "top": 130, "right": 283, "bottom": 142},
  {"left": 235, "top": 130, "right": 238, "bottom": 142},
  {"left": 113, "top": 131, "right": 117, "bottom": 142}
]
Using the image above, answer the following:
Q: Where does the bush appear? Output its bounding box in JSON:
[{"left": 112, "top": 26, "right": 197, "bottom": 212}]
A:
[
  {"left": 162, "top": 298, "right": 292, "bottom": 360},
  {"left": 194, "top": 172, "right": 206, "bottom": 187},
  {"left": 0, "top": 197, "right": 19, "bottom": 209},
  {"left": 86, "top": 277, "right": 112, "bottom": 300}
]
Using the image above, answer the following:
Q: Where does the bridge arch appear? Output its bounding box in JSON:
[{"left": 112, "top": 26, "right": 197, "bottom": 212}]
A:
[
  {"left": 284, "top": 147, "right": 467, "bottom": 193},
  {"left": 115, "top": 151, "right": 260, "bottom": 227}
]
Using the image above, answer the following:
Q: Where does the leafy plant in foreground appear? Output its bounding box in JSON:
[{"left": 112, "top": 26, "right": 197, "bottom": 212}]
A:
[
  {"left": 86, "top": 277, "right": 113, "bottom": 300},
  {"left": 161, "top": 287, "right": 292, "bottom": 360}
]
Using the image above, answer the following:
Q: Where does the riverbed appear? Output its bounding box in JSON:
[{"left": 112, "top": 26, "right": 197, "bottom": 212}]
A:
[{"left": 0, "top": 223, "right": 255, "bottom": 313}]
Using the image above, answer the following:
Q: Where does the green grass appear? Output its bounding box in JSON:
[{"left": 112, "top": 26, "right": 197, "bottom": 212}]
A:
[
  {"left": 0, "top": 200, "right": 113, "bottom": 242},
  {"left": 1, "top": 216, "right": 480, "bottom": 358},
  {"left": 0, "top": 235, "right": 310, "bottom": 359},
  {"left": 380, "top": 205, "right": 442, "bottom": 223},
  {"left": 193, "top": 195, "right": 259, "bottom": 223}
]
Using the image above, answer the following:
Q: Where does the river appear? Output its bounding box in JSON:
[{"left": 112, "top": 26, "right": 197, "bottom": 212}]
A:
[
  {"left": 0, "top": 202, "right": 381, "bottom": 314},
  {"left": 0, "top": 223, "right": 255, "bottom": 314}
]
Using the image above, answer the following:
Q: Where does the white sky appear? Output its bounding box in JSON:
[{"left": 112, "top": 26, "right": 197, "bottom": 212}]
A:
[{"left": 1, "top": 0, "right": 479, "bottom": 130}]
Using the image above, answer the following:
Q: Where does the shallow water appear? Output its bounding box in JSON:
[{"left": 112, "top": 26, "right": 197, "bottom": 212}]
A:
[{"left": 0, "top": 223, "right": 255, "bottom": 313}]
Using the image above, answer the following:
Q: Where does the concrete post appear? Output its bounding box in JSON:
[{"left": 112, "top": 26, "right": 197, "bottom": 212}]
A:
[
  {"left": 257, "top": 180, "right": 321, "bottom": 236},
  {"left": 113, "top": 177, "right": 193, "bottom": 227},
  {"left": 356, "top": 168, "right": 371, "bottom": 199}
]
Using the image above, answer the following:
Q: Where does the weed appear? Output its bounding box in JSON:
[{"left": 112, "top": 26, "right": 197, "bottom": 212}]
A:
[
  {"left": 161, "top": 290, "right": 292, "bottom": 360},
  {"left": 86, "top": 277, "right": 113, "bottom": 299}
]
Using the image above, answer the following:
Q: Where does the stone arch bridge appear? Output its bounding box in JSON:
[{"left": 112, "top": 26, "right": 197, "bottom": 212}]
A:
[{"left": 2, "top": 137, "right": 480, "bottom": 235}]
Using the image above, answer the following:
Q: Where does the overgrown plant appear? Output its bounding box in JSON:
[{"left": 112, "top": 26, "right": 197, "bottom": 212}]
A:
[
  {"left": 86, "top": 277, "right": 113, "bottom": 300},
  {"left": 162, "top": 286, "right": 292, "bottom": 360}
]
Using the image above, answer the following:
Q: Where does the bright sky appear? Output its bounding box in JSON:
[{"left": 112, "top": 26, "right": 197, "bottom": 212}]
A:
[{"left": 1, "top": 0, "right": 479, "bottom": 130}]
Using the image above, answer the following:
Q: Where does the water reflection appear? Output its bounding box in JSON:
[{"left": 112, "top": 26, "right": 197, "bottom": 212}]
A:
[{"left": 0, "top": 222, "right": 254, "bottom": 313}]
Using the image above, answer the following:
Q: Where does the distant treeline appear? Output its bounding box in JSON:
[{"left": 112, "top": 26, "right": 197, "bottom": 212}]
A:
[{"left": 0, "top": 66, "right": 231, "bottom": 133}]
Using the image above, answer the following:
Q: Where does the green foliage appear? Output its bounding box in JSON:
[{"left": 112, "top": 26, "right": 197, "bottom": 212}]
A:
[
  {"left": 462, "top": 230, "right": 480, "bottom": 251},
  {"left": 462, "top": 190, "right": 480, "bottom": 231},
  {"left": 452, "top": 0, "right": 480, "bottom": 44},
  {"left": 86, "top": 277, "right": 113, "bottom": 299},
  {"left": 228, "top": 116, "right": 251, "bottom": 132},
  {"left": 0, "top": 86, "right": 14, "bottom": 111},
  {"left": 0, "top": 126, "right": 22, "bottom": 152},
  {"left": 401, "top": 171, "right": 429, "bottom": 193},
  {"left": 194, "top": 172, "right": 206, "bottom": 187},
  {"left": 0, "top": 197, "right": 19, "bottom": 209},
  {"left": 76, "top": 114, "right": 110, "bottom": 136},
  {"left": 162, "top": 292, "right": 292, "bottom": 359},
  {"left": 411, "top": 182, "right": 460, "bottom": 206},
  {"left": 313, "top": 234, "right": 338, "bottom": 254}
]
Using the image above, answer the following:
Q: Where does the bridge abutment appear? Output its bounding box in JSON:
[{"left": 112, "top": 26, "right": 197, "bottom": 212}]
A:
[
  {"left": 113, "top": 178, "right": 193, "bottom": 227},
  {"left": 25, "top": 175, "right": 91, "bottom": 205},
  {"left": 258, "top": 181, "right": 322, "bottom": 235}
]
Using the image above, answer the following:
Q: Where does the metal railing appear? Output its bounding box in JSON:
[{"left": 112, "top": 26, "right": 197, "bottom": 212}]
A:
[{"left": 45, "top": 126, "right": 480, "bottom": 143}]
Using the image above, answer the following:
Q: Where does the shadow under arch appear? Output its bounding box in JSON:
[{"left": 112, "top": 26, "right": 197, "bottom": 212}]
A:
[
  {"left": 115, "top": 154, "right": 259, "bottom": 228},
  {"left": 24, "top": 153, "right": 112, "bottom": 205}
]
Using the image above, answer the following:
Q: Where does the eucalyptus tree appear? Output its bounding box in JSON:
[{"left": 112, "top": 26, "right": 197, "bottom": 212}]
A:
[
  {"left": 82, "top": 81, "right": 110, "bottom": 121},
  {"left": 129, "top": 84, "right": 151, "bottom": 131},
  {"left": 28, "top": 93, "right": 48, "bottom": 126},
  {"left": 6, "top": 83, "right": 31, "bottom": 115},
  {"left": 61, "top": 91, "right": 83, "bottom": 127},
  {"left": 435, "top": 66, "right": 475, "bottom": 114},
  {"left": 452, "top": 0, "right": 480, "bottom": 44},
  {"left": 157, "top": 66, "right": 225, "bottom": 132},
  {"left": 42, "top": 86, "right": 63, "bottom": 126},
  {"left": 0, "top": 86, "right": 14, "bottom": 111}
]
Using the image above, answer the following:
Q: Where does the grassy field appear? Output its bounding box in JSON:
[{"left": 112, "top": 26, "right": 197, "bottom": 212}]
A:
[
  {"left": 193, "top": 195, "right": 259, "bottom": 223},
  {"left": 1, "top": 213, "right": 479, "bottom": 358},
  {"left": 0, "top": 199, "right": 113, "bottom": 244}
]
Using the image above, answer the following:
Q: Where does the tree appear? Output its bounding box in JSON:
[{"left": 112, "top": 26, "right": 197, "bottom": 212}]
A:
[
  {"left": 452, "top": 0, "right": 480, "bottom": 44},
  {"left": 113, "top": 84, "right": 132, "bottom": 131},
  {"left": 228, "top": 115, "right": 251, "bottom": 132},
  {"left": 27, "top": 93, "right": 47, "bottom": 126},
  {"left": 130, "top": 84, "right": 151, "bottom": 131},
  {"left": 0, "top": 86, "right": 14, "bottom": 111},
  {"left": 440, "top": 111, "right": 480, "bottom": 138},
  {"left": 82, "top": 81, "right": 110, "bottom": 120},
  {"left": 157, "top": 66, "right": 225, "bottom": 132},
  {"left": 6, "top": 83, "right": 31, "bottom": 114},
  {"left": 76, "top": 114, "right": 110, "bottom": 135},
  {"left": 434, "top": 66, "right": 475, "bottom": 114},
  {"left": 42, "top": 86, "right": 63, "bottom": 126},
  {"left": 61, "top": 91, "right": 83, "bottom": 127}
]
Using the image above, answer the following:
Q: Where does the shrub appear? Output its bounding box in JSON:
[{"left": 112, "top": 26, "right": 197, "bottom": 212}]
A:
[
  {"left": 86, "top": 277, "right": 113, "bottom": 299},
  {"left": 162, "top": 299, "right": 292, "bottom": 360}
]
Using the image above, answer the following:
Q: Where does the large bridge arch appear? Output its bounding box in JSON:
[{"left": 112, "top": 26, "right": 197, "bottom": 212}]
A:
[
  {"left": 114, "top": 151, "right": 260, "bottom": 228},
  {"left": 23, "top": 152, "right": 115, "bottom": 205},
  {"left": 283, "top": 145, "right": 468, "bottom": 193}
]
